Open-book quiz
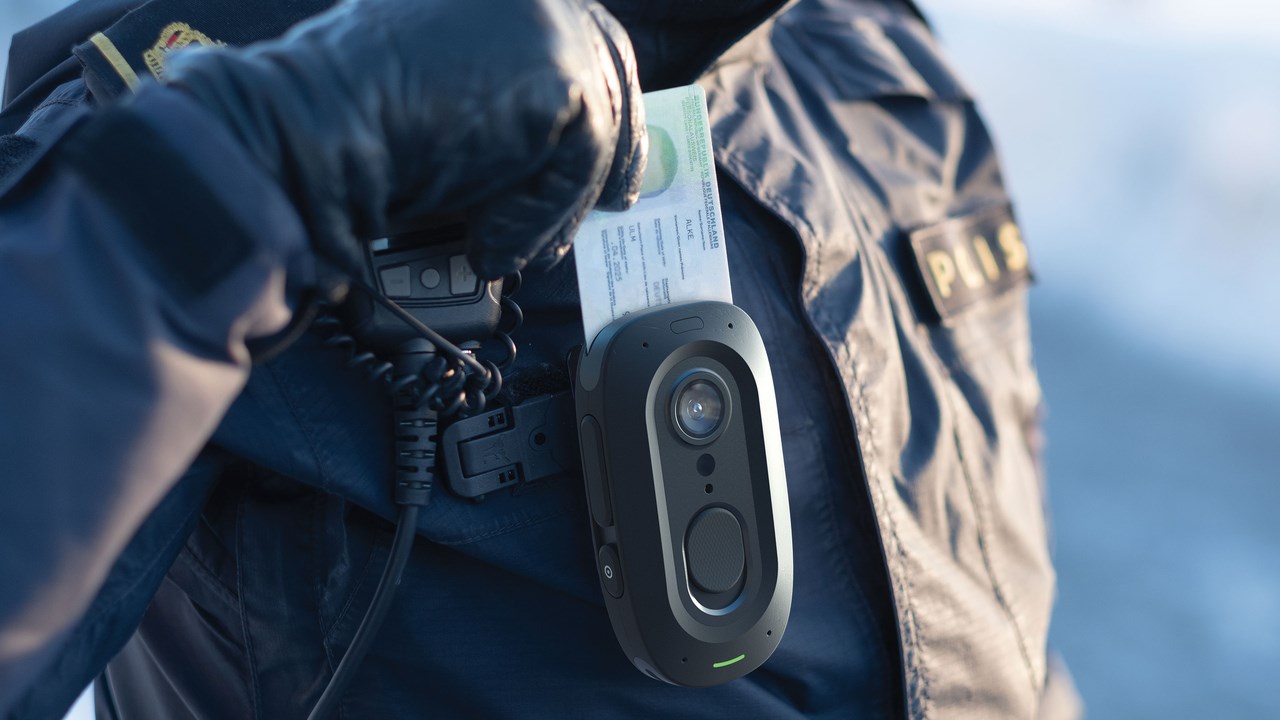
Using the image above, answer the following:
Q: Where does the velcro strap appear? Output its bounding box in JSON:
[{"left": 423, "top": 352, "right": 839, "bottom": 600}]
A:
[{"left": 0, "top": 135, "right": 38, "bottom": 183}]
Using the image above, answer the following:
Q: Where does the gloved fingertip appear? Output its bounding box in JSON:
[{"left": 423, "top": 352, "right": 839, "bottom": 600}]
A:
[
  {"left": 527, "top": 238, "right": 573, "bottom": 272},
  {"left": 307, "top": 220, "right": 369, "bottom": 280},
  {"left": 583, "top": 1, "right": 647, "bottom": 213},
  {"left": 595, "top": 127, "right": 647, "bottom": 211},
  {"left": 618, "top": 186, "right": 640, "bottom": 210},
  {"left": 597, "top": 188, "right": 637, "bottom": 212},
  {"left": 469, "top": 249, "right": 528, "bottom": 281},
  {"left": 595, "top": 143, "right": 645, "bottom": 211},
  {"left": 617, "top": 127, "right": 648, "bottom": 209}
]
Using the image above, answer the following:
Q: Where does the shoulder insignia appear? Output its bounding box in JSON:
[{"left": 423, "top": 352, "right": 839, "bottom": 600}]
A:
[
  {"left": 907, "top": 205, "right": 1031, "bottom": 321},
  {"left": 72, "top": 0, "right": 335, "bottom": 103},
  {"left": 143, "top": 23, "right": 225, "bottom": 80}
]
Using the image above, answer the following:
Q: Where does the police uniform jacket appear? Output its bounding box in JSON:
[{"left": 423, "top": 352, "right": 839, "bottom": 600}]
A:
[{"left": 0, "top": 0, "right": 1079, "bottom": 718}]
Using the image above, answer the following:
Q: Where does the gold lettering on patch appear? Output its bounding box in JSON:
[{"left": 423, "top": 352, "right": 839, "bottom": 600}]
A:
[
  {"left": 973, "top": 235, "right": 1001, "bottom": 280},
  {"left": 998, "top": 222, "right": 1028, "bottom": 272},
  {"left": 143, "top": 22, "right": 225, "bottom": 80},
  {"left": 926, "top": 251, "right": 957, "bottom": 299},
  {"left": 953, "top": 245, "right": 986, "bottom": 290}
]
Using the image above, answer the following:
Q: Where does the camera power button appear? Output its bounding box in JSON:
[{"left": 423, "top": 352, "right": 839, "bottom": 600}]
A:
[{"left": 598, "top": 545, "right": 624, "bottom": 599}]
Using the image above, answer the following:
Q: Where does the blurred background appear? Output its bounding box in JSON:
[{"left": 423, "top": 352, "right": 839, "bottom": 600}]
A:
[
  {"left": 4, "top": 0, "right": 1278, "bottom": 718},
  {"left": 924, "top": 1, "right": 1280, "bottom": 717}
]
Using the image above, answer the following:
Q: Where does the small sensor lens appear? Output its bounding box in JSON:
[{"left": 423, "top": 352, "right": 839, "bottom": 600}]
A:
[{"left": 676, "top": 380, "right": 724, "bottom": 439}]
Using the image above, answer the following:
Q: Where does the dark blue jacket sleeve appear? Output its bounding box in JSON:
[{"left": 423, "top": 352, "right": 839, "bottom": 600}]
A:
[{"left": 0, "top": 84, "right": 310, "bottom": 712}]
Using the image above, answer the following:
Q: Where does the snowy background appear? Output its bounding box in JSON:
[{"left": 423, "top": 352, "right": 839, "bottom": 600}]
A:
[
  {"left": 924, "top": 1, "right": 1280, "bottom": 717},
  {"left": 5, "top": 1, "right": 1279, "bottom": 718}
]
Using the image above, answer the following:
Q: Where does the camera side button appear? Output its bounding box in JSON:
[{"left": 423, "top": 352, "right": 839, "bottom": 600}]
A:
[
  {"left": 579, "top": 415, "right": 613, "bottom": 527},
  {"left": 378, "top": 265, "right": 412, "bottom": 298},
  {"left": 419, "top": 267, "right": 442, "bottom": 289},
  {"left": 449, "top": 254, "right": 479, "bottom": 296},
  {"left": 598, "top": 544, "right": 624, "bottom": 599}
]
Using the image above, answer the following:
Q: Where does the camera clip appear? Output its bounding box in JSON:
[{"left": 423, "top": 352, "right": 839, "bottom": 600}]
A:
[{"left": 441, "top": 392, "right": 578, "bottom": 499}]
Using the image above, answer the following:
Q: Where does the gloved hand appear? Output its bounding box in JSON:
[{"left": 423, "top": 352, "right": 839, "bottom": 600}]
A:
[{"left": 165, "top": 0, "right": 647, "bottom": 279}]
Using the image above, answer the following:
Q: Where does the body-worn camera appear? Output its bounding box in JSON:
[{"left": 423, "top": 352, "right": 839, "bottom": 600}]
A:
[{"left": 574, "top": 301, "right": 793, "bottom": 686}]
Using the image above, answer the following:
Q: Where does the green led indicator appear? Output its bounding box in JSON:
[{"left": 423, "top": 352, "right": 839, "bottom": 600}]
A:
[{"left": 712, "top": 654, "right": 746, "bottom": 669}]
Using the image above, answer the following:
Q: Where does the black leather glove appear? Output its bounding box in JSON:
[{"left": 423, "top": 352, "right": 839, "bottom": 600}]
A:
[{"left": 165, "top": 0, "right": 646, "bottom": 279}]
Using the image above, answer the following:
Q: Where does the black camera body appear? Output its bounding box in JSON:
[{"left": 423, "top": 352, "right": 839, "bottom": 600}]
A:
[{"left": 574, "top": 301, "right": 792, "bottom": 687}]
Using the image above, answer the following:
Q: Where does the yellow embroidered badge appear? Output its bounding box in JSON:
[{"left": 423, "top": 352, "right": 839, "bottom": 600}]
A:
[{"left": 142, "top": 22, "right": 225, "bottom": 80}]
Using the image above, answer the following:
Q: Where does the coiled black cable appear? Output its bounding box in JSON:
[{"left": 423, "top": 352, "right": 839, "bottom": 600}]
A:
[
  {"left": 314, "top": 277, "right": 519, "bottom": 415},
  {"left": 306, "top": 274, "right": 520, "bottom": 720}
]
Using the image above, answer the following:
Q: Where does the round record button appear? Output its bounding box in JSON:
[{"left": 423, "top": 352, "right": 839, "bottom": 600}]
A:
[{"left": 420, "top": 268, "right": 442, "bottom": 289}]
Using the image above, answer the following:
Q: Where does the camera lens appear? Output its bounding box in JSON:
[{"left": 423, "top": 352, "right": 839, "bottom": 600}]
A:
[{"left": 676, "top": 380, "right": 724, "bottom": 439}]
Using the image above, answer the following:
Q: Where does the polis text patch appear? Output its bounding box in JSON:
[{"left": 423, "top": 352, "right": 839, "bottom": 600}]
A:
[{"left": 908, "top": 206, "right": 1031, "bottom": 320}]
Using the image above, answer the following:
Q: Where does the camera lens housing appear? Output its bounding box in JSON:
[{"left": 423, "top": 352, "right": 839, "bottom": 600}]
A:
[{"left": 672, "top": 373, "right": 730, "bottom": 443}]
